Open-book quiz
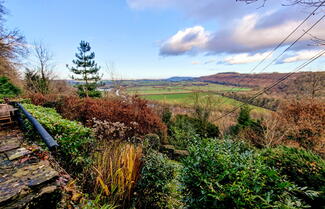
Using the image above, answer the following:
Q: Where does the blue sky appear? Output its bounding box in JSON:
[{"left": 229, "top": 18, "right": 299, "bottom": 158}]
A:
[{"left": 4, "top": 0, "right": 325, "bottom": 79}]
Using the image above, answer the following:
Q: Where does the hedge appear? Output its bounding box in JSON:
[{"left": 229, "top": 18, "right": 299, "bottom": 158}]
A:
[{"left": 22, "top": 103, "right": 94, "bottom": 175}]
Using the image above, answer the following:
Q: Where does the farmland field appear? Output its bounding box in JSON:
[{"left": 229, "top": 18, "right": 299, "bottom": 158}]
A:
[
  {"left": 142, "top": 92, "right": 268, "bottom": 112},
  {"left": 124, "top": 81, "right": 267, "bottom": 113},
  {"left": 127, "top": 82, "right": 251, "bottom": 95}
]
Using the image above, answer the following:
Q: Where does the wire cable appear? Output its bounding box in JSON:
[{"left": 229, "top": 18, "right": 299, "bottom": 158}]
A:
[
  {"left": 215, "top": 12, "right": 325, "bottom": 106},
  {"left": 214, "top": 49, "right": 325, "bottom": 121}
]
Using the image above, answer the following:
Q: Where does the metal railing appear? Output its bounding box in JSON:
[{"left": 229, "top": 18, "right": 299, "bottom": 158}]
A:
[{"left": 15, "top": 103, "right": 59, "bottom": 150}]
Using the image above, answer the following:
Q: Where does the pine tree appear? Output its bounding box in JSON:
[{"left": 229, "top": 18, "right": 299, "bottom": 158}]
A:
[{"left": 67, "top": 40, "right": 101, "bottom": 97}]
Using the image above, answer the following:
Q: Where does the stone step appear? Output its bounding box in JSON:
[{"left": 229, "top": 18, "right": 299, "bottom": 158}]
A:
[{"left": 0, "top": 128, "right": 61, "bottom": 209}]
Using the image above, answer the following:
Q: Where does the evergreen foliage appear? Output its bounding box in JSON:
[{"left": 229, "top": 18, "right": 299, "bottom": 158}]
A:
[
  {"left": 261, "top": 146, "right": 325, "bottom": 208},
  {"left": 135, "top": 150, "right": 176, "bottom": 209},
  {"left": 181, "top": 139, "right": 316, "bottom": 208},
  {"left": 230, "top": 105, "right": 264, "bottom": 138},
  {"left": 22, "top": 103, "right": 93, "bottom": 176},
  {"left": 168, "top": 114, "right": 219, "bottom": 149},
  {"left": 0, "top": 76, "right": 21, "bottom": 98},
  {"left": 67, "top": 41, "right": 102, "bottom": 97}
]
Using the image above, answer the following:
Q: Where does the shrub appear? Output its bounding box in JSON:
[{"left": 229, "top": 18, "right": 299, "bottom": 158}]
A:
[
  {"left": 168, "top": 115, "right": 198, "bottom": 149},
  {"left": 93, "top": 141, "right": 143, "bottom": 208},
  {"left": 161, "top": 107, "right": 172, "bottom": 125},
  {"left": 260, "top": 146, "right": 325, "bottom": 208},
  {"left": 143, "top": 134, "right": 161, "bottom": 150},
  {"left": 92, "top": 118, "right": 139, "bottom": 140},
  {"left": 169, "top": 114, "right": 219, "bottom": 149},
  {"left": 229, "top": 106, "right": 265, "bottom": 148},
  {"left": 27, "top": 95, "right": 167, "bottom": 141},
  {"left": 77, "top": 84, "right": 102, "bottom": 98},
  {"left": 278, "top": 99, "right": 325, "bottom": 154},
  {"left": 22, "top": 103, "right": 93, "bottom": 175},
  {"left": 181, "top": 138, "right": 313, "bottom": 208},
  {"left": 135, "top": 150, "right": 177, "bottom": 209},
  {"left": 230, "top": 106, "right": 263, "bottom": 135},
  {"left": 0, "top": 76, "right": 21, "bottom": 98}
]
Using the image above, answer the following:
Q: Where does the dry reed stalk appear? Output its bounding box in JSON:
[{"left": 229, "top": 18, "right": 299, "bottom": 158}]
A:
[{"left": 93, "top": 141, "right": 143, "bottom": 208}]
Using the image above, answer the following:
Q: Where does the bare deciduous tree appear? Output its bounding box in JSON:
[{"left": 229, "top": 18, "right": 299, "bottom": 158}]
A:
[
  {"left": 0, "top": 1, "right": 27, "bottom": 86},
  {"left": 25, "top": 42, "right": 54, "bottom": 94},
  {"left": 33, "top": 42, "right": 54, "bottom": 82},
  {"left": 290, "top": 72, "right": 325, "bottom": 98}
]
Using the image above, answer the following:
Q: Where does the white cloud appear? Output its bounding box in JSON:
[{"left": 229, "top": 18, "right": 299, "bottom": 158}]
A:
[
  {"left": 160, "top": 26, "right": 209, "bottom": 56},
  {"left": 223, "top": 51, "right": 271, "bottom": 64},
  {"left": 160, "top": 12, "right": 325, "bottom": 56},
  {"left": 128, "top": 0, "right": 325, "bottom": 64},
  {"left": 281, "top": 50, "right": 325, "bottom": 63}
]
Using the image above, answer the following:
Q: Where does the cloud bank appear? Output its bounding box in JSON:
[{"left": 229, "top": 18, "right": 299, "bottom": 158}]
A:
[
  {"left": 223, "top": 52, "right": 271, "bottom": 65},
  {"left": 280, "top": 50, "right": 325, "bottom": 63},
  {"left": 159, "top": 12, "right": 325, "bottom": 56},
  {"left": 128, "top": 0, "right": 325, "bottom": 64}
]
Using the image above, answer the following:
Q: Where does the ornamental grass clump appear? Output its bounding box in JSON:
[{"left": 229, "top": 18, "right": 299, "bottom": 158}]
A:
[{"left": 93, "top": 141, "right": 143, "bottom": 208}]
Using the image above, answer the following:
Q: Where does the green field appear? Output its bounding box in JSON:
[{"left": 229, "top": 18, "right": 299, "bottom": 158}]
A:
[
  {"left": 127, "top": 82, "right": 250, "bottom": 95},
  {"left": 124, "top": 81, "right": 267, "bottom": 113},
  {"left": 141, "top": 92, "right": 268, "bottom": 113}
]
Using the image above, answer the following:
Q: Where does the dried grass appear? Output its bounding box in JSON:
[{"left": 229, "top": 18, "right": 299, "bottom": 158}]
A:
[{"left": 93, "top": 141, "right": 143, "bottom": 208}]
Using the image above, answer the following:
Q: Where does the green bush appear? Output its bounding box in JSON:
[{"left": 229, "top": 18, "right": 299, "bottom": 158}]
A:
[
  {"left": 77, "top": 84, "right": 102, "bottom": 98},
  {"left": 181, "top": 138, "right": 313, "bottom": 209},
  {"left": 230, "top": 106, "right": 263, "bottom": 136},
  {"left": 22, "top": 104, "right": 93, "bottom": 175},
  {"left": 0, "top": 76, "right": 21, "bottom": 98},
  {"left": 260, "top": 146, "right": 325, "bottom": 208},
  {"left": 135, "top": 150, "right": 176, "bottom": 209},
  {"left": 143, "top": 134, "right": 161, "bottom": 150},
  {"left": 169, "top": 115, "right": 198, "bottom": 149},
  {"left": 161, "top": 107, "right": 172, "bottom": 125},
  {"left": 169, "top": 115, "right": 219, "bottom": 149}
]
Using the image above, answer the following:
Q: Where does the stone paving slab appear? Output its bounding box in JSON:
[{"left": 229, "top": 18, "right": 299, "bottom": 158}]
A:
[{"left": 0, "top": 127, "right": 61, "bottom": 209}]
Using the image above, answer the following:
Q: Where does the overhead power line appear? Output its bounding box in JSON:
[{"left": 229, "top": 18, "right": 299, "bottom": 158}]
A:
[
  {"left": 245, "top": 1, "right": 325, "bottom": 75},
  {"left": 215, "top": 6, "right": 325, "bottom": 106},
  {"left": 214, "top": 49, "right": 325, "bottom": 121}
]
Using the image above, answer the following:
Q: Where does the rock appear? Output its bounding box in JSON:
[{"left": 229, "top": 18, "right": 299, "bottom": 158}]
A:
[
  {"left": 160, "top": 145, "right": 189, "bottom": 160},
  {"left": 173, "top": 149, "right": 189, "bottom": 159},
  {"left": 0, "top": 127, "right": 61, "bottom": 209},
  {"left": 6, "top": 148, "right": 31, "bottom": 161}
]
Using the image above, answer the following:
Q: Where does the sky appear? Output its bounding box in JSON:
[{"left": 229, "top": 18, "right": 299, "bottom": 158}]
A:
[{"left": 4, "top": 0, "right": 325, "bottom": 79}]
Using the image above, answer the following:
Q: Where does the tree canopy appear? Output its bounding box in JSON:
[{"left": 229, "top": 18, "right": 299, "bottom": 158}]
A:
[{"left": 67, "top": 41, "right": 102, "bottom": 97}]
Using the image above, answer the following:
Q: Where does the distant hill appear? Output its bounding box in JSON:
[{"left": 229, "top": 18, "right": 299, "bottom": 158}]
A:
[
  {"left": 199, "top": 72, "right": 306, "bottom": 88},
  {"left": 165, "top": 76, "right": 195, "bottom": 82}
]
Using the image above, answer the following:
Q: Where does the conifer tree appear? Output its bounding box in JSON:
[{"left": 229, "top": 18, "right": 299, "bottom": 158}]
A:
[{"left": 67, "top": 40, "right": 101, "bottom": 97}]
